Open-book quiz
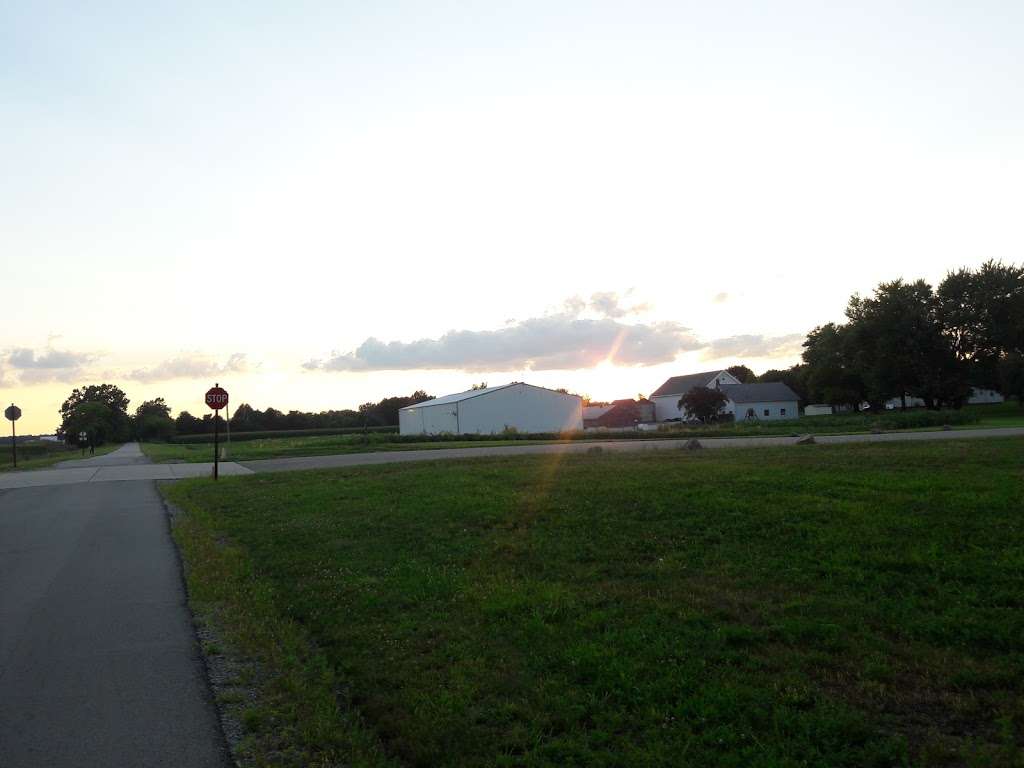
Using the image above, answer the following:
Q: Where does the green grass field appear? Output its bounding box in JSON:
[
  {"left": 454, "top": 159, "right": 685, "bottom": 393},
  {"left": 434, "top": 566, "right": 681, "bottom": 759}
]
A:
[
  {"left": 166, "top": 439, "right": 1024, "bottom": 767},
  {"left": 140, "top": 435, "right": 551, "bottom": 463},
  {"left": 0, "top": 440, "right": 119, "bottom": 472},
  {"left": 144, "top": 403, "right": 1021, "bottom": 464}
]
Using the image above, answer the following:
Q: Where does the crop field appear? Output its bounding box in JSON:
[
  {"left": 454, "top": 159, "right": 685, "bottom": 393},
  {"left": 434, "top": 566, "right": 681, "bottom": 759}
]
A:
[
  {"left": 166, "top": 439, "right": 1024, "bottom": 767},
  {"left": 141, "top": 404, "right": 1021, "bottom": 464},
  {"left": 0, "top": 440, "right": 119, "bottom": 471}
]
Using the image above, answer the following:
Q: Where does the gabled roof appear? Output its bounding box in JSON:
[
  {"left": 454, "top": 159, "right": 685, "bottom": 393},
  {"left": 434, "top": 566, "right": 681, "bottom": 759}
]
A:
[
  {"left": 399, "top": 382, "right": 581, "bottom": 411},
  {"left": 650, "top": 370, "right": 729, "bottom": 398},
  {"left": 399, "top": 383, "right": 516, "bottom": 410},
  {"left": 721, "top": 382, "right": 799, "bottom": 404}
]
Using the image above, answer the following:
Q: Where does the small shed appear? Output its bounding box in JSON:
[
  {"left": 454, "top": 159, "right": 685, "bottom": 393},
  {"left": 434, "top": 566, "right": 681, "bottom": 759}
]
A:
[
  {"left": 804, "top": 404, "right": 834, "bottom": 417},
  {"left": 398, "top": 383, "right": 583, "bottom": 436}
]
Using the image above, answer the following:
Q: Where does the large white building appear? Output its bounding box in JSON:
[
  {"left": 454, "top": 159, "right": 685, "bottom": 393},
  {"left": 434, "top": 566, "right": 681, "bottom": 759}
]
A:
[{"left": 398, "top": 383, "right": 583, "bottom": 436}]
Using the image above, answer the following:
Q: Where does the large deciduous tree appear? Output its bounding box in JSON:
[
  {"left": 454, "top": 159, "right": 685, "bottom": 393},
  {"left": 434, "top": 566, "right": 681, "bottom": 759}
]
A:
[
  {"left": 938, "top": 260, "right": 1024, "bottom": 390},
  {"left": 58, "top": 384, "right": 131, "bottom": 443},
  {"left": 678, "top": 386, "right": 728, "bottom": 423},
  {"left": 726, "top": 365, "right": 756, "bottom": 384},
  {"left": 134, "top": 398, "right": 175, "bottom": 441},
  {"left": 844, "top": 280, "right": 967, "bottom": 409}
]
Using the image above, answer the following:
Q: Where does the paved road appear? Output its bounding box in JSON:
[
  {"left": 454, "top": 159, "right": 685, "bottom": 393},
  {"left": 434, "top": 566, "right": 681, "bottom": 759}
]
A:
[
  {"left": 0, "top": 453, "right": 229, "bottom": 767},
  {"left": 241, "top": 425, "right": 1024, "bottom": 473}
]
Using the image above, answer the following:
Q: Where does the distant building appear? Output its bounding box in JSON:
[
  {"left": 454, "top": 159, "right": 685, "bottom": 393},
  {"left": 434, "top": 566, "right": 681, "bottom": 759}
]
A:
[
  {"left": 804, "top": 404, "right": 834, "bottom": 417},
  {"left": 650, "top": 370, "right": 800, "bottom": 422},
  {"left": 583, "top": 399, "right": 655, "bottom": 429},
  {"left": 724, "top": 382, "right": 800, "bottom": 421},
  {"left": 398, "top": 382, "right": 582, "bottom": 436},
  {"left": 649, "top": 370, "right": 742, "bottom": 421},
  {"left": 883, "top": 387, "right": 1005, "bottom": 410}
]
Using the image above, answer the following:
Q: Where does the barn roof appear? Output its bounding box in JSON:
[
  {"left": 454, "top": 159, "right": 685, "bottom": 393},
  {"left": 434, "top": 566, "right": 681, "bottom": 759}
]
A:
[
  {"left": 399, "top": 383, "right": 516, "bottom": 410},
  {"left": 399, "top": 382, "right": 581, "bottom": 411},
  {"left": 650, "top": 370, "right": 728, "bottom": 398},
  {"left": 720, "top": 382, "right": 799, "bottom": 403}
]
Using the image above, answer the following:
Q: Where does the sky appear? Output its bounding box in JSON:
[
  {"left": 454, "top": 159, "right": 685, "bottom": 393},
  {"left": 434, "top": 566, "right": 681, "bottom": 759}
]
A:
[{"left": 2, "top": 1, "right": 1022, "bottom": 434}]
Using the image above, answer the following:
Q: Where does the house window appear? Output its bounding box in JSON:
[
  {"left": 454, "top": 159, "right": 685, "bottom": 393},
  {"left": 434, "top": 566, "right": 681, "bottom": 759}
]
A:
[
  {"left": 763, "top": 408, "right": 770, "bottom": 417},
  {"left": 780, "top": 408, "right": 786, "bottom": 416}
]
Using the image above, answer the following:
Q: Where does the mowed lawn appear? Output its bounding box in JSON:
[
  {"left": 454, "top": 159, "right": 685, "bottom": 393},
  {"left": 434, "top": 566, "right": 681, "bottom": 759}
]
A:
[
  {"left": 141, "top": 434, "right": 551, "bottom": 463},
  {"left": 165, "top": 440, "right": 1024, "bottom": 767}
]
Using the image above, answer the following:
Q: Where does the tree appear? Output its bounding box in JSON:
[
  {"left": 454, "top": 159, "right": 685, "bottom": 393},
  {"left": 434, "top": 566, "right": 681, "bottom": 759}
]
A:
[
  {"left": 470, "top": 382, "right": 488, "bottom": 390},
  {"left": 63, "top": 402, "right": 113, "bottom": 446},
  {"left": 939, "top": 260, "right": 1024, "bottom": 389},
  {"left": 678, "top": 386, "right": 728, "bottom": 423},
  {"left": 134, "top": 398, "right": 176, "bottom": 441},
  {"left": 845, "top": 279, "right": 967, "bottom": 409},
  {"left": 802, "top": 323, "right": 869, "bottom": 410},
  {"left": 175, "top": 411, "right": 203, "bottom": 435},
  {"left": 58, "top": 384, "right": 131, "bottom": 443},
  {"left": 1000, "top": 353, "right": 1024, "bottom": 406},
  {"left": 726, "top": 365, "right": 756, "bottom": 384}
]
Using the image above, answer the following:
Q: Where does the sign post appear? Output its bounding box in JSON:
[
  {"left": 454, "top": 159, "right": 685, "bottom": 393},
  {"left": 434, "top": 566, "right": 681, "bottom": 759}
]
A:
[
  {"left": 5, "top": 404, "right": 21, "bottom": 468},
  {"left": 205, "top": 384, "right": 229, "bottom": 480}
]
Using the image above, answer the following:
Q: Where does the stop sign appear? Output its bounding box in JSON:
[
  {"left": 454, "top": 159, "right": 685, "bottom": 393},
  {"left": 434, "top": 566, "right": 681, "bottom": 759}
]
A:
[
  {"left": 5, "top": 404, "right": 21, "bottom": 421},
  {"left": 205, "top": 386, "right": 229, "bottom": 410}
]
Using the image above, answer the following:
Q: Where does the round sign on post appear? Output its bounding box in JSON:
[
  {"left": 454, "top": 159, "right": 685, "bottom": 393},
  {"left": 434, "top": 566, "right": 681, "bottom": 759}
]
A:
[
  {"left": 205, "top": 385, "right": 229, "bottom": 480},
  {"left": 6, "top": 404, "right": 20, "bottom": 468}
]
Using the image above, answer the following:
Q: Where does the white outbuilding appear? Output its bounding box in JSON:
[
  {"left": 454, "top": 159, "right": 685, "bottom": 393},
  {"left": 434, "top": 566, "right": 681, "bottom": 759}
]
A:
[{"left": 398, "top": 383, "right": 583, "bottom": 436}]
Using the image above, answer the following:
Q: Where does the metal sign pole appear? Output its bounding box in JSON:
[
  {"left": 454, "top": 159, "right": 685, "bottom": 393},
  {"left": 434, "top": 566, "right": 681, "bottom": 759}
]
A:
[
  {"left": 10, "top": 419, "right": 15, "bottom": 468},
  {"left": 214, "top": 405, "right": 220, "bottom": 481}
]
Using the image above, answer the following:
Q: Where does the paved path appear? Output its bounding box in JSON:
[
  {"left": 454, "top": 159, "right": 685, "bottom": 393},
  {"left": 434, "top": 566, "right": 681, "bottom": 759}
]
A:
[
  {"left": 240, "top": 426, "right": 1024, "bottom": 473},
  {"left": 56, "top": 441, "right": 153, "bottom": 469},
  {"left": 0, "top": 479, "right": 229, "bottom": 767},
  {"left": 0, "top": 442, "right": 252, "bottom": 490}
]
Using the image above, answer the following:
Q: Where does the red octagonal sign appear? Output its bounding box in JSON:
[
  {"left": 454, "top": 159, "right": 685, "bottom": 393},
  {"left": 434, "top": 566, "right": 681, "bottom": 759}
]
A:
[{"left": 205, "top": 386, "right": 229, "bottom": 410}]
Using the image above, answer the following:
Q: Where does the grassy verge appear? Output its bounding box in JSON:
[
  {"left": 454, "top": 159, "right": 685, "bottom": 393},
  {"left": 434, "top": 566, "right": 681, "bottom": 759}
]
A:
[
  {"left": 0, "top": 441, "right": 119, "bottom": 471},
  {"left": 165, "top": 440, "right": 1024, "bottom": 767},
  {"left": 142, "top": 405, "right": 1016, "bottom": 464},
  {"left": 142, "top": 436, "right": 551, "bottom": 463}
]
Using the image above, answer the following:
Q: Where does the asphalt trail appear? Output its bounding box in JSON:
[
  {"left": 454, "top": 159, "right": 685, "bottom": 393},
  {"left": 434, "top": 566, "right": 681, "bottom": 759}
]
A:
[{"left": 0, "top": 480, "right": 228, "bottom": 767}]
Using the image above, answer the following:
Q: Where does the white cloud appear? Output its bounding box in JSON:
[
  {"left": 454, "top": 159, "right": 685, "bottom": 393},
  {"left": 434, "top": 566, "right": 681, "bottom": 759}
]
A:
[
  {"left": 712, "top": 292, "right": 730, "bottom": 304},
  {"left": 128, "top": 353, "right": 250, "bottom": 383},
  {"left": 702, "top": 334, "right": 805, "bottom": 360},
  {"left": 6, "top": 347, "right": 95, "bottom": 384},
  {"left": 306, "top": 310, "right": 702, "bottom": 373}
]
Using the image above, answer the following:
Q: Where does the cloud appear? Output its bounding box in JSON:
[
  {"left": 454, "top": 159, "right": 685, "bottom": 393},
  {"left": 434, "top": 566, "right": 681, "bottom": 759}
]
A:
[
  {"left": 305, "top": 314, "right": 703, "bottom": 373},
  {"left": 712, "top": 292, "right": 730, "bottom": 304},
  {"left": 589, "top": 291, "right": 650, "bottom": 318},
  {"left": 702, "top": 334, "right": 805, "bottom": 360},
  {"left": 128, "top": 353, "right": 250, "bottom": 383},
  {"left": 6, "top": 347, "right": 95, "bottom": 384}
]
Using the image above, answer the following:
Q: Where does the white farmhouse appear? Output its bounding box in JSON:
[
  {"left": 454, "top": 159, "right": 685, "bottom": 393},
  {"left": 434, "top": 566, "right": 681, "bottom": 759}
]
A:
[
  {"left": 649, "top": 370, "right": 742, "bottom": 421},
  {"left": 649, "top": 371, "right": 800, "bottom": 422},
  {"left": 398, "top": 382, "right": 583, "bottom": 436}
]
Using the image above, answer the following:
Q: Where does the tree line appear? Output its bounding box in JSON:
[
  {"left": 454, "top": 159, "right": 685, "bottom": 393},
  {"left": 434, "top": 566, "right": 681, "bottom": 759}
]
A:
[
  {"left": 56, "top": 386, "right": 436, "bottom": 444},
  {"left": 173, "top": 390, "right": 434, "bottom": 435},
  {"left": 741, "top": 261, "right": 1024, "bottom": 410}
]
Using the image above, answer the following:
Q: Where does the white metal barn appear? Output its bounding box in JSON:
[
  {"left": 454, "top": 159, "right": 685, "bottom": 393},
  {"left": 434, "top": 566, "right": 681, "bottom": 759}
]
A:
[{"left": 398, "top": 383, "right": 583, "bottom": 436}]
